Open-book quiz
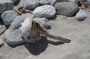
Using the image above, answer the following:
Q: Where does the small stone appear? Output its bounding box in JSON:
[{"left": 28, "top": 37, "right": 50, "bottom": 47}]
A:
[
  {"left": 0, "top": 0, "right": 13, "bottom": 14},
  {"left": 24, "top": 0, "right": 39, "bottom": 10},
  {"left": 1, "top": 10, "right": 19, "bottom": 25},
  {"left": 75, "top": 8, "right": 87, "bottom": 21},
  {"left": 33, "top": 5, "right": 56, "bottom": 17}
]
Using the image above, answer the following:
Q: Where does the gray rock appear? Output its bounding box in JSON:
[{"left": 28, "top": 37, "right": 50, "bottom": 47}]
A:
[
  {"left": 1, "top": 10, "right": 19, "bottom": 25},
  {"left": 4, "top": 29, "right": 24, "bottom": 45},
  {"left": 33, "top": 5, "right": 56, "bottom": 17},
  {"left": 75, "top": 8, "right": 87, "bottom": 21},
  {"left": 11, "top": 0, "right": 20, "bottom": 5},
  {"left": 0, "top": 0, "right": 13, "bottom": 14},
  {"left": 33, "top": 18, "right": 51, "bottom": 29},
  {"left": 54, "top": 2, "right": 79, "bottom": 17},
  {"left": 39, "top": 0, "right": 56, "bottom": 5},
  {"left": 24, "top": 0, "right": 39, "bottom": 10},
  {"left": 4, "top": 14, "right": 34, "bottom": 46}
]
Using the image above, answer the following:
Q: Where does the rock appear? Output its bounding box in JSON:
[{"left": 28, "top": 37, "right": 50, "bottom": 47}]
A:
[
  {"left": 1, "top": 10, "right": 19, "bottom": 25},
  {"left": 33, "top": 18, "right": 51, "bottom": 29},
  {"left": 33, "top": 5, "right": 56, "bottom": 17},
  {"left": 4, "top": 29, "right": 24, "bottom": 46},
  {"left": 75, "top": 8, "right": 87, "bottom": 21},
  {"left": 24, "top": 0, "right": 39, "bottom": 10},
  {"left": 11, "top": 0, "right": 20, "bottom": 5},
  {"left": 39, "top": 0, "right": 56, "bottom": 5},
  {"left": 54, "top": 2, "right": 79, "bottom": 17},
  {"left": 0, "top": 0, "right": 13, "bottom": 14},
  {"left": 4, "top": 14, "right": 34, "bottom": 46}
]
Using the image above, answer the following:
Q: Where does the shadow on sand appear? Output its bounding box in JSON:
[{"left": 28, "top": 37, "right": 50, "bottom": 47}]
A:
[
  {"left": 7, "top": 36, "right": 65, "bottom": 55},
  {"left": 24, "top": 36, "right": 64, "bottom": 55}
]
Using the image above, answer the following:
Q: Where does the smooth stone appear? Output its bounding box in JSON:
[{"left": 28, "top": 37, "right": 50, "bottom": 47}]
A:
[
  {"left": 54, "top": 2, "right": 79, "bottom": 17},
  {"left": 1, "top": 10, "right": 19, "bottom": 25},
  {"left": 33, "top": 5, "right": 56, "bottom": 17}
]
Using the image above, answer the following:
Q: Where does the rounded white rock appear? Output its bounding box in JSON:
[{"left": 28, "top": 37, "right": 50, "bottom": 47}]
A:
[{"left": 33, "top": 5, "right": 56, "bottom": 17}]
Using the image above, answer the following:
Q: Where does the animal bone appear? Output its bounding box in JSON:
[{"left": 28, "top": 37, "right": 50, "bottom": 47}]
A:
[{"left": 20, "top": 17, "right": 71, "bottom": 43}]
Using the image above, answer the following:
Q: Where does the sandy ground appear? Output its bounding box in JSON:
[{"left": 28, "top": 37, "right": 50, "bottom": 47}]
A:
[{"left": 0, "top": 0, "right": 90, "bottom": 59}]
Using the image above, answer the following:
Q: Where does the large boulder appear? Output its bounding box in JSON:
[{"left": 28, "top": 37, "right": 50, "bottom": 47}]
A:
[
  {"left": 33, "top": 5, "right": 56, "bottom": 17},
  {"left": 0, "top": 0, "right": 13, "bottom": 14},
  {"left": 4, "top": 14, "right": 34, "bottom": 46},
  {"left": 24, "top": 0, "right": 39, "bottom": 10},
  {"left": 33, "top": 18, "right": 51, "bottom": 29},
  {"left": 54, "top": 2, "right": 79, "bottom": 17},
  {"left": 39, "top": 0, "right": 56, "bottom": 5},
  {"left": 1, "top": 10, "right": 19, "bottom": 25}
]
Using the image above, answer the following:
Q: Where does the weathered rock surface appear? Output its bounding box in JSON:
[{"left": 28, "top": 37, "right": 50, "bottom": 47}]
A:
[
  {"left": 33, "top": 5, "right": 56, "bottom": 17},
  {"left": 33, "top": 18, "right": 51, "bottom": 29},
  {"left": 1, "top": 10, "right": 19, "bottom": 25},
  {"left": 54, "top": 2, "right": 79, "bottom": 17},
  {"left": 75, "top": 8, "right": 87, "bottom": 21},
  {"left": 0, "top": 0, "right": 13, "bottom": 14},
  {"left": 24, "top": 0, "right": 39, "bottom": 10}
]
